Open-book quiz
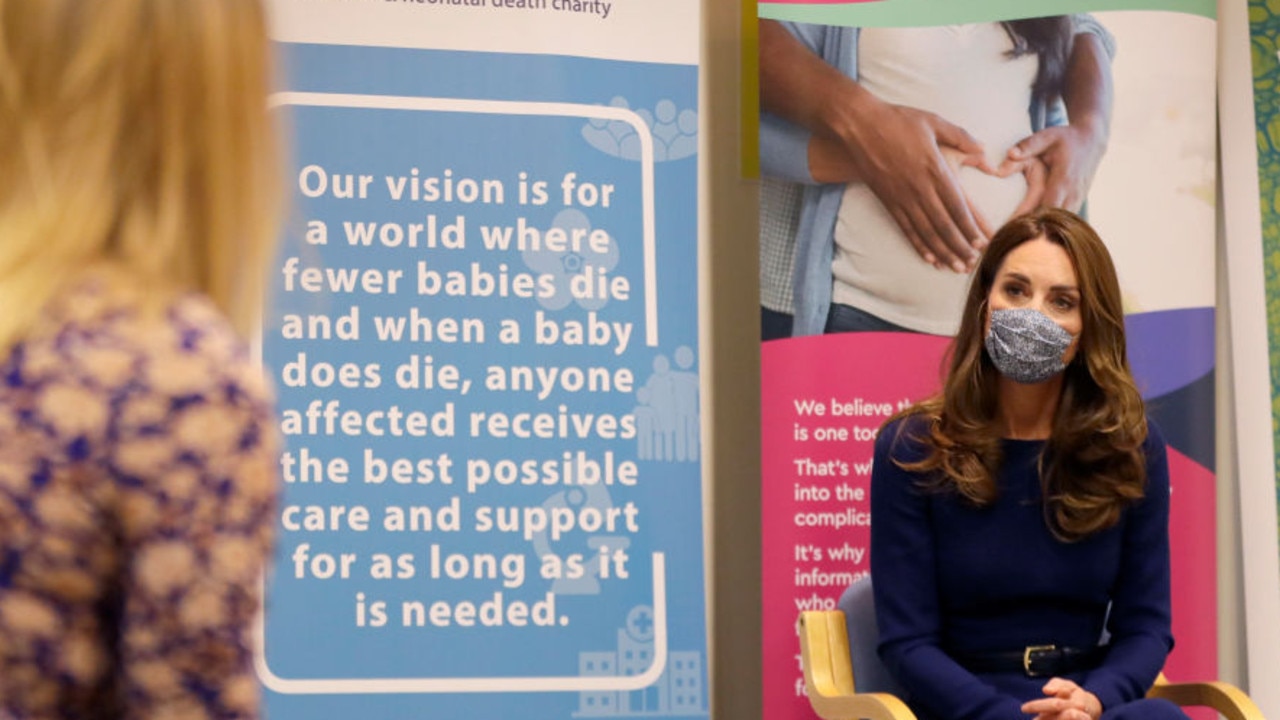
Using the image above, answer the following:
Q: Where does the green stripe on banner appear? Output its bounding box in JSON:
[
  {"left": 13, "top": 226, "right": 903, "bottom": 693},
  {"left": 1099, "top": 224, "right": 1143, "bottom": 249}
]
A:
[
  {"left": 759, "top": 0, "right": 1215, "bottom": 26},
  {"left": 1247, "top": 0, "right": 1280, "bottom": 534}
]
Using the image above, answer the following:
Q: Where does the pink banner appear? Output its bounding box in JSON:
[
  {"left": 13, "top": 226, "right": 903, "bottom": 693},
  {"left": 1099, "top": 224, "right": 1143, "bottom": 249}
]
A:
[{"left": 758, "top": 9, "right": 1219, "bottom": 718}]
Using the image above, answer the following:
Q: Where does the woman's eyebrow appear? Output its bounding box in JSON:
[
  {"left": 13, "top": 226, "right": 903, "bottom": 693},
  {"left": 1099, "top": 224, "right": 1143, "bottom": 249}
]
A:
[{"left": 1000, "top": 271, "right": 1078, "bottom": 293}]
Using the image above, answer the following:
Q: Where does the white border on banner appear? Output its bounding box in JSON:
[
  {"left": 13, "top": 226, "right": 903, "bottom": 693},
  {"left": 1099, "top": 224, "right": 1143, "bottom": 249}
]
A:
[
  {"left": 268, "top": 91, "right": 660, "bottom": 348},
  {"left": 1218, "top": 0, "right": 1280, "bottom": 713},
  {"left": 256, "top": 90, "right": 667, "bottom": 693},
  {"left": 255, "top": 553, "right": 670, "bottom": 692}
]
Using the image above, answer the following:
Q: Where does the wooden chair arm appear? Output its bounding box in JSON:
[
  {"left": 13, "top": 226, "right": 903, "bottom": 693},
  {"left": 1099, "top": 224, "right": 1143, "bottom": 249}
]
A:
[
  {"left": 1148, "top": 675, "right": 1266, "bottom": 720},
  {"left": 797, "top": 610, "right": 917, "bottom": 720}
]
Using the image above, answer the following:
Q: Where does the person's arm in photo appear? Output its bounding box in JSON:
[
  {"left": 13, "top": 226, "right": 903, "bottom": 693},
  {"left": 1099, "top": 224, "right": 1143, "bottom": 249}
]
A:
[
  {"left": 758, "top": 20, "right": 824, "bottom": 185},
  {"left": 1002, "top": 17, "right": 1114, "bottom": 212},
  {"left": 759, "top": 21, "right": 863, "bottom": 185},
  {"left": 759, "top": 19, "right": 993, "bottom": 273}
]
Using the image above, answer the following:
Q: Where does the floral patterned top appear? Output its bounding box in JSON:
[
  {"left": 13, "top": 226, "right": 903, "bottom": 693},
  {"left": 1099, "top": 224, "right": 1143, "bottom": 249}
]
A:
[{"left": 0, "top": 283, "right": 277, "bottom": 719}]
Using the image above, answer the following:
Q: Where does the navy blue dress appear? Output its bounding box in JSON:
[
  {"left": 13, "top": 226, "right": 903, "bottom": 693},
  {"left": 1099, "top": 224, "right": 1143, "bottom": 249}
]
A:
[{"left": 870, "top": 415, "right": 1186, "bottom": 720}]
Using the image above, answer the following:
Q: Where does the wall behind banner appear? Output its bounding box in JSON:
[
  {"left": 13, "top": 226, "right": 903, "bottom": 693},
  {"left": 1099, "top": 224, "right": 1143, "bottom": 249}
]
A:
[
  {"left": 1228, "top": 0, "right": 1280, "bottom": 713},
  {"left": 1246, "top": 0, "right": 1280, "bottom": 638},
  {"left": 754, "top": 3, "right": 1224, "bottom": 720}
]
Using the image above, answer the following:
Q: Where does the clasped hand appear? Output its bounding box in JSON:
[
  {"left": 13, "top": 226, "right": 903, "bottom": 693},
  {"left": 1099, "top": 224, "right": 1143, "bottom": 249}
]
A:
[{"left": 1021, "top": 677, "right": 1104, "bottom": 720}]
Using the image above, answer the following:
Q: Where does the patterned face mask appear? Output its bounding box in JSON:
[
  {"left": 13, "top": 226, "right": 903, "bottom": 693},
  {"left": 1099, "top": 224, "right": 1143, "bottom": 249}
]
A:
[{"left": 984, "top": 307, "right": 1075, "bottom": 384}]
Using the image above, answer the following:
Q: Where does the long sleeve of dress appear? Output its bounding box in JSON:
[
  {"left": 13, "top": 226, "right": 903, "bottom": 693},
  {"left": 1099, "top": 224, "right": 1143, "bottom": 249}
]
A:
[
  {"left": 1084, "top": 427, "right": 1174, "bottom": 710},
  {"left": 870, "top": 420, "right": 1027, "bottom": 720}
]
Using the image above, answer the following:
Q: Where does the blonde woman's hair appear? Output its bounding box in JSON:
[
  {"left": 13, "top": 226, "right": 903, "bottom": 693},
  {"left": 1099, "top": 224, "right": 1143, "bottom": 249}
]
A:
[{"left": 0, "top": 0, "right": 281, "bottom": 349}]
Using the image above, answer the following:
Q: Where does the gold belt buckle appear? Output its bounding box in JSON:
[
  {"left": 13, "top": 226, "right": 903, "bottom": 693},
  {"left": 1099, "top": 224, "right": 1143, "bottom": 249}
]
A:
[{"left": 1023, "top": 645, "right": 1057, "bottom": 676}]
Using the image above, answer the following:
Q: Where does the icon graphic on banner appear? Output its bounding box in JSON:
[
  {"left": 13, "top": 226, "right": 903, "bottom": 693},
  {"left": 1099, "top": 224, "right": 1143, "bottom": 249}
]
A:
[
  {"left": 583, "top": 97, "right": 697, "bottom": 162},
  {"left": 574, "top": 605, "right": 707, "bottom": 717},
  {"left": 530, "top": 486, "right": 632, "bottom": 596},
  {"left": 635, "top": 348, "right": 699, "bottom": 462},
  {"left": 523, "top": 209, "right": 621, "bottom": 312}
]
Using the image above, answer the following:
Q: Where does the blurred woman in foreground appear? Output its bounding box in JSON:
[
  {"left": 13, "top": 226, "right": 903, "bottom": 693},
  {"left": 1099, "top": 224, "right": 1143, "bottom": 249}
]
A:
[{"left": 0, "top": 2, "right": 282, "bottom": 717}]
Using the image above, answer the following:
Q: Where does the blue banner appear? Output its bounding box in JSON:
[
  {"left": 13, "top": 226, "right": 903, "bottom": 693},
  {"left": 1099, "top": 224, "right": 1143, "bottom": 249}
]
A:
[{"left": 258, "top": 20, "right": 705, "bottom": 718}]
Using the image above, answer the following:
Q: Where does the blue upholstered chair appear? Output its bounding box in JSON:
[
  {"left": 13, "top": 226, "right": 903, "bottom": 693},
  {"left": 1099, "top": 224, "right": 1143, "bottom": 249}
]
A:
[{"left": 797, "top": 576, "right": 1265, "bottom": 720}]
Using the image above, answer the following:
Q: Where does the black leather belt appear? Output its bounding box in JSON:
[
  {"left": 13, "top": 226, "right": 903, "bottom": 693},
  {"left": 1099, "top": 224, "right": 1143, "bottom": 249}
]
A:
[{"left": 955, "top": 645, "right": 1107, "bottom": 678}]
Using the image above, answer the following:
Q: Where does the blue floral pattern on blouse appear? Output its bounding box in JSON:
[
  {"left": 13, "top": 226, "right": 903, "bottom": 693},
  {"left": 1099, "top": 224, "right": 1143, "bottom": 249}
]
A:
[{"left": 0, "top": 283, "right": 277, "bottom": 719}]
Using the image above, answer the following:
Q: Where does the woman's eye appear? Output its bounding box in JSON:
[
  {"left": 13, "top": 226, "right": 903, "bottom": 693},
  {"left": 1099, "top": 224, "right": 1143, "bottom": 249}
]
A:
[{"left": 1053, "top": 296, "right": 1077, "bottom": 310}]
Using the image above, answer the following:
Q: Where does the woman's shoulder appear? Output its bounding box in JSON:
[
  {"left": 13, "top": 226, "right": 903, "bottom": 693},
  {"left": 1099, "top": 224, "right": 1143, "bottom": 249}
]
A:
[
  {"left": 1142, "top": 416, "right": 1167, "bottom": 451},
  {"left": 875, "top": 412, "right": 934, "bottom": 464},
  {"left": 1139, "top": 416, "right": 1170, "bottom": 487},
  {"left": 134, "top": 293, "right": 272, "bottom": 407},
  {"left": 28, "top": 283, "right": 270, "bottom": 407}
]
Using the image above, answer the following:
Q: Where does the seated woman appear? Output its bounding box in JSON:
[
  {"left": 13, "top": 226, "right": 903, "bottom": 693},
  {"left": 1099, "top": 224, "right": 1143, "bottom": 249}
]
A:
[{"left": 870, "top": 208, "right": 1186, "bottom": 720}]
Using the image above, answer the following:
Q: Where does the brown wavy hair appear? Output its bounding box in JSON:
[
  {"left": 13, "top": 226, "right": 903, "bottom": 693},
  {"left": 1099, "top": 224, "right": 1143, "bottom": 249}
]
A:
[{"left": 897, "top": 208, "right": 1148, "bottom": 541}]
